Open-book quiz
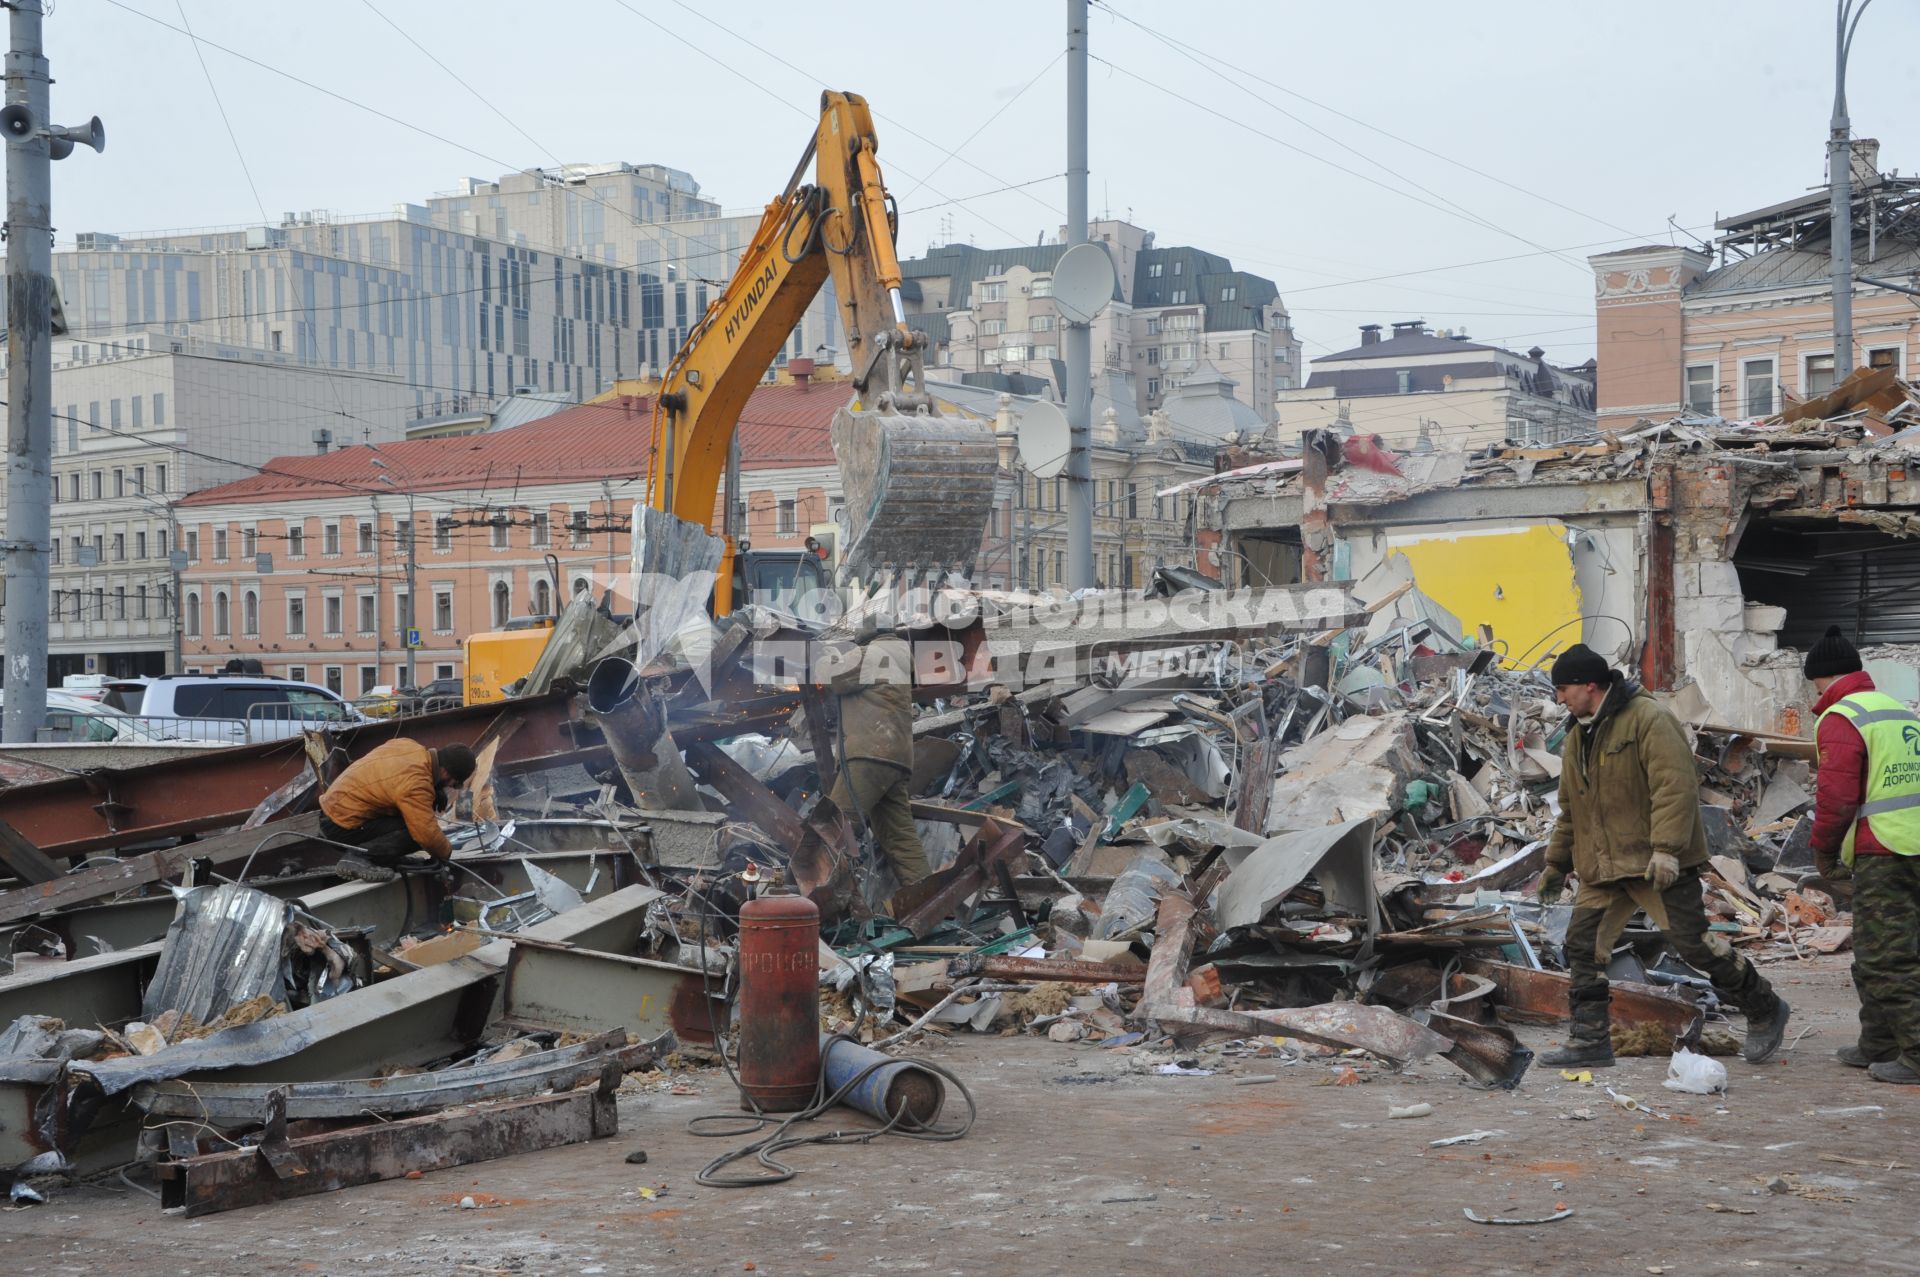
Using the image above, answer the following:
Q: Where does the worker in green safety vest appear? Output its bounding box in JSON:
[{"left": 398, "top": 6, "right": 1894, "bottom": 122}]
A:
[{"left": 1806, "top": 625, "right": 1920, "bottom": 1085}]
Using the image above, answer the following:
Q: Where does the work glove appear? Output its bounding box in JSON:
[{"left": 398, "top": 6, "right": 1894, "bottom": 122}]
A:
[
  {"left": 1537, "top": 866, "right": 1567, "bottom": 905},
  {"left": 1644, "top": 851, "right": 1681, "bottom": 892}
]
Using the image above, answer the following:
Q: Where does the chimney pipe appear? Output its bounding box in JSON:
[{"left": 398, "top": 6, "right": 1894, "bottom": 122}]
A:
[{"left": 1359, "top": 324, "right": 1381, "bottom": 347}]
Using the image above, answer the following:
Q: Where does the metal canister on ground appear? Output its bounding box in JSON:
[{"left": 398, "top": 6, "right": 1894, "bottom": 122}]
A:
[
  {"left": 736, "top": 891, "right": 821, "bottom": 1113},
  {"left": 820, "top": 1033, "right": 945, "bottom": 1127}
]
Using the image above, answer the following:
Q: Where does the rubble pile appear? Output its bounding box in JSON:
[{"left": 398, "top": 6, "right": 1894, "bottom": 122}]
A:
[{"left": 0, "top": 567, "right": 1857, "bottom": 1214}]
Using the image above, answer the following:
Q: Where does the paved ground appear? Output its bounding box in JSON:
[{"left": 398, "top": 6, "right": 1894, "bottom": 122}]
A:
[{"left": 3, "top": 953, "right": 1910, "bottom": 1276}]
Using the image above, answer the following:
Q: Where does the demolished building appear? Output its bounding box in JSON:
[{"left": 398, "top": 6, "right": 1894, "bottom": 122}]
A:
[{"left": 1209, "top": 368, "right": 1920, "bottom": 735}]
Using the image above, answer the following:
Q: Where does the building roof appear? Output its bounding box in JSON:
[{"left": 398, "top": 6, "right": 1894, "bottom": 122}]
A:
[
  {"left": 1315, "top": 330, "right": 1498, "bottom": 362},
  {"left": 180, "top": 383, "right": 846, "bottom": 507},
  {"left": 1693, "top": 240, "right": 1920, "bottom": 298},
  {"left": 1160, "top": 362, "right": 1267, "bottom": 439}
]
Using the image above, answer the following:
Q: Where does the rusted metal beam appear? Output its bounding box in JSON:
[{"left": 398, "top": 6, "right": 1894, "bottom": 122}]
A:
[
  {"left": 1461, "top": 956, "right": 1703, "bottom": 1045},
  {"left": 0, "top": 692, "right": 584, "bottom": 861},
  {"left": 684, "top": 739, "right": 805, "bottom": 848},
  {"left": 501, "top": 939, "right": 724, "bottom": 1047},
  {"left": 0, "top": 817, "right": 61, "bottom": 884},
  {"left": 156, "top": 1078, "right": 619, "bottom": 1217},
  {"left": 894, "top": 821, "right": 1025, "bottom": 938},
  {"left": 1135, "top": 893, "right": 1197, "bottom": 1008}
]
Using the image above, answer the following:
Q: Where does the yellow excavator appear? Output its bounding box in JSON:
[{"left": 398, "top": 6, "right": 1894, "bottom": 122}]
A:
[
  {"left": 459, "top": 91, "right": 996, "bottom": 701},
  {"left": 649, "top": 89, "right": 997, "bottom": 612}
]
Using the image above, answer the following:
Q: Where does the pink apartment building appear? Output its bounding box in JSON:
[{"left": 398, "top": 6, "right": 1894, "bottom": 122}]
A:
[
  {"left": 175, "top": 385, "right": 847, "bottom": 695},
  {"left": 1592, "top": 154, "right": 1920, "bottom": 432}
]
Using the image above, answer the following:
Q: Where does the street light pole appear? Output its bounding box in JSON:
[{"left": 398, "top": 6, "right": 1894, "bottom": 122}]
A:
[
  {"left": 1830, "top": 0, "right": 1874, "bottom": 376},
  {"left": 370, "top": 454, "right": 419, "bottom": 689}
]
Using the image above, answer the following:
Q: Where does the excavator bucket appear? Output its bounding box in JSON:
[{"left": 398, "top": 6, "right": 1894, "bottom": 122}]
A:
[{"left": 831, "top": 404, "right": 999, "bottom": 582}]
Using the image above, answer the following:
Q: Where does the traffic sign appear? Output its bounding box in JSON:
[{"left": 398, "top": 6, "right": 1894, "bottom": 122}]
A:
[{"left": 405, "top": 627, "right": 422, "bottom": 648}]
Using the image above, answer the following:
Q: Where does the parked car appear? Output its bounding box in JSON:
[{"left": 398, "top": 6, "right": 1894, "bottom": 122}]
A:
[
  {"left": 101, "top": 674, "right": 366, "bottom": 743},
  {"left": 0, "top": 689, "right": 181, "bottom": 744}
]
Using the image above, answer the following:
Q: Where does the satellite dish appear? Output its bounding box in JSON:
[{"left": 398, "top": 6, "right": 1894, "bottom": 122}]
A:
[
  {"left": 1016, "top": 398, "right": 1070, "bottom": 478},
  {"left": 1051, "top": 243, "right": 1116, "bottom": 325}
]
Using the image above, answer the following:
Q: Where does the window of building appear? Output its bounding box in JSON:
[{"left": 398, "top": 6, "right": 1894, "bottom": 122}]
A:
[
  {"left": 288, "top": 665, "right": 307, "bottom": 683},
  {"left": 570, "top": 511, "right": 590, "bottom": 548},
  {"left": 1031, "top": 276, "right": 1052, "bottom": 298},
  {"left": 91, "top": 471, "right": 102, "bottom": 499},
  {"left": 213, "top": 590, "right": 230, "bottom": 636},
  {"left": 185, "top": 592, "right": 201, "bottom": 636},
  {"left": 134, "top": 466, "right": 145, "bottom": 493},
  {"left": 324, "top": 523, "right": 340, "bottom": 556},
  {"left": 356, "top": 593, "right": 376, "bottom": 634},
  {"left": 394, "top": 590, "right": 410, "bottom": 637},
  {"left": 214, "top": 529, "right": 228, "bottom": 560},
  {"left": 135, "top": 586, "right": 147, "bottom": 620},
  {"left": 1145, "top": 318, "right": 1161, "bottom": 336},
  {"left": 186, "top": 530, "right": 199, "bottom": 561},
  {"left": 1172, "top": 261, "right": 1183, "bottom": 276},
  {"left": 114, "top": 586, "right": 126, "bottom": 620},
  {"left": 324, "top": 666, "right": 343, "bottom": 696},
  {"left": 1170, "top": 290, "right": 1188, "bottom": 305},
  {"left": 112, "top": 533, "right": 124, "bottom": 561},
  {"left": 1868, "top": 346, "right": 1901, "bottom": 374},
  {"left": 155, "top": 463, "right": 167, "bottom": 492},
  {"left": 492, "top": 581, "right": 511, "bottom": 628},
  {"left": 1146, "top": 347, "right": 1159, "bottom": 365},
  {"left": 68, "top": 474, "right": 79, "bottom": 502},
  {"left": 158, "top": 528, "right": 167, "bottom": 558},
  {"left": 324, "top": 594, "right": 343, "bottom": 635},
  {"left": 1805, "top": 352, "right": 1837, "bottom": 396},
  {"left": 357, "top": 521, "right": 374, "bottom": 554},
  {"left": 135, "top": 530, "right": 146, "bottom": 559},
  {"left": 490, "top": 516, "right": 509, "bottom": 549},
  {"left": 287, "top": 594, "right": 306, "bottom": 636},
  {"left": 1034, "top": 344, "right": 1056, "bottom": 361},
  {"left": 1742, "top": 358, "right": 1775, "bottom": 416},
  {"left": 533, "top": 578, "right": 551, "bottom": 616},
  {"left": 242, "top": 590, "right": 258, "bottom": 636},
  {"left": 49, "top": 539, "right": 58, "bottom": 565},
  {"left": 531, "top": 512, "right": 549, "bottom": 546},
  {"left": 1127, "top": 483, "right": 1139, "bottom": 518},
  {"left": 1147, "top": 377, "right": 1161, "bottom": 397},
  {"left": 434, "top": 589, "right": 453, "bottom": 632},
  {"left": 1220, "top": 285, "right": 1237, "bottom": 301},
  {"left": 777, "top": 499, "right": 796, "bottom": 535},
  {"left": 979, "top": 282, "right": 1005, "bottom": 302},
  {"left": 983, "top": 348, "right": 1003, "bottom": 366},
  {"left": 435, "top": 663, "right": 455, "bottom": 681},
  {"left": 1029, "top": 315, "right": 1055, "bottom": 332},
  {"left": 1002, "top": 344, "right": 1028, "bottom": 362},
  {"left": 288, "top": 527, "right": 304, "bottom": 558},
  {"left": 435, "top": 518, "right": 453, "bottom": 552},
  {"left": 1147, "top": 263, "right": 1163, "bottom": 279},
  {"left": 113, "top": 469, "right": 123, "bottom": 497},
  {"left": 359, "top": 666, "right": 378, "bottom": 696},
  {"left": 1684, "top": 364, "right": 1717, "bottom": 415},
  {"left": 92, "top": 533, "right": 103, "bottom": 561},
  {"left": 980, "top": 319, "right": 1006, "bottom": 336},
  {"left": 241, "top": 529, "right": 257, "bottom": 559}
]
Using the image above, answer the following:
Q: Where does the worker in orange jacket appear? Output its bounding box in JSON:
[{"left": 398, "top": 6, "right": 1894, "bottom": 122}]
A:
[{"left": 318, "top": 739, "right": 476, "bottom": 881}]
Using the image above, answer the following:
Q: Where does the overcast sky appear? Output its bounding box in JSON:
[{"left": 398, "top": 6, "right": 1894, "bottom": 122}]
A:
[{"left": 51, "top": 1, "right": 1920, "bottom": 368}]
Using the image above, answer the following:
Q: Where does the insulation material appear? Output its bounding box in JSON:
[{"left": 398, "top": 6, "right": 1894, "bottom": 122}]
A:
[{"left": 1383, "top": 523, "right": 1581, "bottom": 668}]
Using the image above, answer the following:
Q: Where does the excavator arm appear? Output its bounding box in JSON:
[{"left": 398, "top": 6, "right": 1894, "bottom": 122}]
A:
[{"left": 647, "top": 90, "right": 995, "bottom": 610}]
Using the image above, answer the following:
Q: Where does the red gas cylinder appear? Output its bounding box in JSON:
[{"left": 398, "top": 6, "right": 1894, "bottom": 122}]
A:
[{"left": 736, "top": 891, "right": 822, "bottom": 1113}]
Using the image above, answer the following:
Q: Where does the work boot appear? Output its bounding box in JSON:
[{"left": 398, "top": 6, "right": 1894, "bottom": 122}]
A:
[
  {"left": 1836, "top": 1044, "right": 1889, "bottom": 1069},
  {"left": 335, "top": 853, "right": 397, "bottom": 883},
  {"left": 1868, "top": 1058, "right": 1920, "bottom": 1085},
  {"left": 1742, "top": 998, "right": 1791, "bottom": 1065},
  {"left": 1540, "top": 1038, "right": 1616, "bottom": 1069}
]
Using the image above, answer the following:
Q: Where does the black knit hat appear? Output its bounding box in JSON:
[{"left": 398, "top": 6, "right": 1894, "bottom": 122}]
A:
[
  {"left": 1802, "top": 625, "right": 1863, "bottom": 680},
  {"left": 1549, "top": 643, "right": 1613, "bottom": 688}
]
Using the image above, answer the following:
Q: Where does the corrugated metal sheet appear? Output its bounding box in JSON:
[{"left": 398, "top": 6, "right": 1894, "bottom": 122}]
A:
[
  {"left": 142, "top": 883, "right": 287, "bottom": 1026},
  {"left": 1741, "top": 540, "right": 1920, "bottom": 648}
]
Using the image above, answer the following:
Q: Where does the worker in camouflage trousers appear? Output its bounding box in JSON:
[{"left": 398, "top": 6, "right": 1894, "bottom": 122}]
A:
[
  {"left": 1805, "top": 625, "right": 1920, "bottom": 1084},
  {"left": 823, "top": 625, "right": 930, "bottom": 897},
  {"left": 1538, "top": 645, "right": 1790, "bottom": 1069}
]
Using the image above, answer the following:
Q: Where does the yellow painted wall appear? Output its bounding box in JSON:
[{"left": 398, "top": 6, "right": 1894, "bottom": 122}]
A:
[{"left": 1386, "top": 523, "right": 1580, "bottom": 668}]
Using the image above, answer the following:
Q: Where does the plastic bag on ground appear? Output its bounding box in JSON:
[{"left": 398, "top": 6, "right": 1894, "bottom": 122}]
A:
[{"left": 1662, "top": 1046, "right": 1728, "bottom": 1094}]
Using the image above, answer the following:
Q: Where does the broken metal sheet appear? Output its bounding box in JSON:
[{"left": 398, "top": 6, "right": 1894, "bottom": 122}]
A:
[
  {"left": 71, "top": 884, "right": 667, "bottom": 1099},
  {"left": 157, "top": 1080, "right": 619, "bottom": 1218},
  {"left": 1076, "top": 708, "right": 1172, "bottom": 737},
  {"left": 141, "top": 884, "right": 289, "bottom": 1027},
  {"left": 1265, "top": 713, "right": 1421, "bottom": 832},
  {"left": 1140, "top": 999, "right": 1452, "bottom": 1065},
  {"left": 1209, "top": 818, "right": 1379, "bottom": 933},
  {"left": 500, "top": 936, "right": 724, "bottom": 1047},
  {"left": 133, "top": 1030, "right": 639, "bottom": 1124}
]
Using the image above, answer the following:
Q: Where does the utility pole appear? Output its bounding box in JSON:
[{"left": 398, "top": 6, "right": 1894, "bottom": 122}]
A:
[
  {"left": 2, "top": 2, "right": 102, "bottom": 741},
  {"left": 1065, "top": 0, "right": 1092, "bottom": 590},
  {"left": 1829, "top": 0, "right": 1873, "bottom": 376}
]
